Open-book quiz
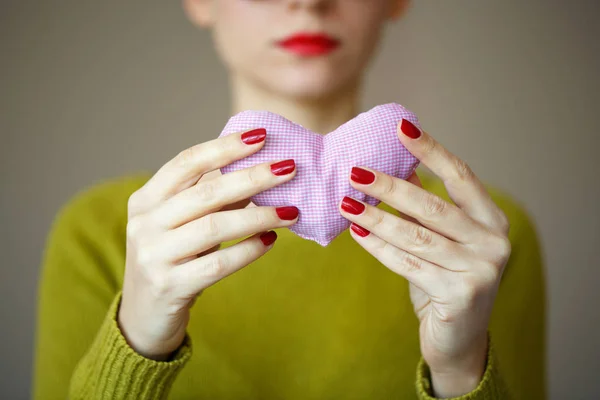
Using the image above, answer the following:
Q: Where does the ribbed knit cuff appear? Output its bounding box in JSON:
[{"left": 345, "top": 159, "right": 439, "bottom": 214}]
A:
[
  {"left": 71, "top": 292, "right": 192, "bottom": 400},
  {"left": 415, "top": 335, "right": 508, "bottom": 399}
]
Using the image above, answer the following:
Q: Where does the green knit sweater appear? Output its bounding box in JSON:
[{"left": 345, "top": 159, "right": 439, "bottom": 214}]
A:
[{"left": 32, "top": 170, "right": 546, "bottom": 399}]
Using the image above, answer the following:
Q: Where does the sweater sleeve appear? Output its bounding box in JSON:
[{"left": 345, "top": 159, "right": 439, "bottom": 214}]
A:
[
  {"left": 32, "top": 176, "right": 191, "bottom": 400},
  {"left": 69, "top": 291, "right": 192, "bottom": 399},
  {"left": 416, "top": 336, "right": 509, "bottom": 399}
]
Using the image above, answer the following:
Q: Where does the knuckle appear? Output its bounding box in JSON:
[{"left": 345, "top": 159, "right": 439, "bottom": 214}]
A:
[
  {"left": 202, "top": 256, "right": 227, "bottom": 278},
  {"left": 381, "top": 177, "right": 397, "bottom": 197},
  {"left": 126, "top": 217, "right": 145, "bottom": 239},
  {"left": 498, "top": 235, "right": 512, "bottom": 257},
  {"left": 252, "top": 210, "right": 271, "bottom": 230},
  {"left": 382, "top": 243, "right": 422, "bottom": 274},
  {"left": 195, "top": 180, "right": 218, "bottom": 203},
  {"left": 127, "top": 191, "right": 141, "bottom": 211},
  {"left": 371, "top": 237, "right": 388, "bottom": 254},
  {"left": 199, "top": 214, "right": 220, "bottom": 237},
  {"left": 175, "top": 147, "right": 197, "bottom": 170},
  {"left": 497, "top": 213, "right": 511, "bottom": 235},
  {"left": 242, "top": 241, "right": 258, "bottom": 261},
  {"left": 422, "top": 194, "right": 447, "bottom": 218},
  {"left": 460, "top": 280, "right": 481, "bottom": 306},
  {"left": 370, "top": 211, "right": 386, "bottom": 229},
  {"left": 480, "top": 263, "right": 501, "bottom": 285},
  {"left": 220, "top": 135, "right": 239, "bottom": 155},
  {"left": 147, "top": 270, "right": 172, "bottom": 298},
  {"left": 407, "top": 224, "right": 433, "bottom": 249},
  {"left": 421, "top": 136, "right": 438, "bottom": 158},
  {"left": 127, "top": 189, "right": 149, "bottom": 217},
  {"left": 478, "top": 233, "right": 512, "bottom": 267},
  {"left": 459, "top": 276, "right": 495, "bottom": 307},
  {"left": 490, "top": 234, "right": 512, "bottom": 263},
  {"left": 451, "top": 158, "right": 474, "bottom": 182},
  {"left": 135, "top": 246, "right": 156, "bottom": 267},
  {"left": 398, "top": 250, "right": 423, "bottom": 274},
  {"left": 246, "top": 166, "right": 262, "bottom": 187}
]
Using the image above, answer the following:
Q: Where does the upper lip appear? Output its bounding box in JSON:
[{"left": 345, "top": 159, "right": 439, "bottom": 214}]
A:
[{"left": 277, "top": 32, "right": 340, "bottom": 47}]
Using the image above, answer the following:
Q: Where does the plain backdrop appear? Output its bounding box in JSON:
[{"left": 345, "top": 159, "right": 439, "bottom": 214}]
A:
[{"left": 2, "top": 1, "right": 599, "bottom": 398}]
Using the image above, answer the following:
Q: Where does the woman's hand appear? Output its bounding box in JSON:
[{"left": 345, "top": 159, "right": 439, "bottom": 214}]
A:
[
  {"left": 118, "top": 128, "right": 299, "bottom": 361},
  {"left": 338, "top": 120, "right": 512, "bottom": 397}
]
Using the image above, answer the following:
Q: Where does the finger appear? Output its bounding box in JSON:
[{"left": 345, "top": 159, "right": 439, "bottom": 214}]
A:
[
  {"left": 398, "top": 171, "right": 422, "bottom": 225},
  {"left": 396, "top": 120, "right": 508, "bottom": 234},
  {"left": 340, "top": 197, "right": 473, "bottom": 271},
  {"left": 172, "top": 231, "right": 277, "bottom": 295},
  {"left": 142, "top": 128, "right": 268, "bottom": 205},
  {"left": 163, "top": 206, "right": 298, "bottom": 261},
  {"left": 152, "top": 159, "right": 296, "bottom": 230},
  {"left": 350, "top": 167, "right": 487, "bottom": 244},
  {"left": 348, "top": 223, "right": 450, "bottom": 298}
]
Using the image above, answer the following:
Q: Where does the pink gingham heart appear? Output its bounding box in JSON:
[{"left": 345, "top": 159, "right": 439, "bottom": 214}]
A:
[{"left": 219, "top": 103, "right": 420, "bottom": 246}]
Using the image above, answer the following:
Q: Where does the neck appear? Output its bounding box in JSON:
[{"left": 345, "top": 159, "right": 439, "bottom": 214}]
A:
[{"left": 231, "top": 75, "right": 362, "bottom": 135}]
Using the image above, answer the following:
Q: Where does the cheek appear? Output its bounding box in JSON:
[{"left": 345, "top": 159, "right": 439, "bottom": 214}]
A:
[
  {"left": 212, "top": 1, "right": 271, "bottom": 66},
  {"left": 339, "top": 7, "right": 387, "bottom": 66},
  {"left": 344, "top": 4, "right": 388, "bottom": 44}
]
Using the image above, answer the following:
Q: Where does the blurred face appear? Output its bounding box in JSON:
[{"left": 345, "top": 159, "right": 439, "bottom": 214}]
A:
[{"left": 185, "top": 0, "right": 406, "bottom": 100}]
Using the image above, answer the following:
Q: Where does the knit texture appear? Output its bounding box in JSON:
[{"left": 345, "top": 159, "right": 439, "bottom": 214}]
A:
[
  {"left": 416, "top": 337, "right": 509, "bottom": 399},
  {"left": 69, "top": 292, "right": 192, "bottom": 399},
  {"left": 33, "top": 170, "right": 546, "bottom": 399}
]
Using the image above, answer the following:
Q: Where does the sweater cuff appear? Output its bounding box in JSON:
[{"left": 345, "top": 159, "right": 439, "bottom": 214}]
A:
[
  {"left": 72, "top": 291, "right": 192, "bottom": 399},
  {"left": 416, "top": 335, "right": 507, "bottom": 399}
]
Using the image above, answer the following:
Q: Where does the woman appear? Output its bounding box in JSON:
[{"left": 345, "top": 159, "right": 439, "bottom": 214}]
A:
[{"left": 33, "top": 0, "right": 546, "bottom": 398}]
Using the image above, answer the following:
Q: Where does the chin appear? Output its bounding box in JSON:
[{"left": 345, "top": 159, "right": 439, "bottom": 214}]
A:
[{"left": 259, "top": 65, "right": 357, "bottom": 101}]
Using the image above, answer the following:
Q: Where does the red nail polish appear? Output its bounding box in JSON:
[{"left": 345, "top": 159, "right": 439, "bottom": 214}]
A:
[
  {"left": 241, "top": 128, "right": 267, "bottom": 145},
  {"left": 260, "top": 231, "right": 278, "bottom": 246},
  {"left": 271, "top": 159, "right": 295, "bottom": 176},
  {"left": 400, "top": 119, "right": 421, "bottom": 139},
  {"left": 350, "top": 223, "right": 370, "bottom": 237},
  {"left": 276, "top": 206, "right": 299, "bottom": 220},
  {"left": 341, "top": 196, "right": 366, "bottom": 215},
  {"left": 351, "top": 167, "right": 375, "bottom": 185}
]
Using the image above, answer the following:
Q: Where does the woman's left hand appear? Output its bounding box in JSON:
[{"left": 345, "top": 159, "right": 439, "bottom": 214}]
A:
[{"left": 339, "top": 119, "right": 512, "bottom": 397}]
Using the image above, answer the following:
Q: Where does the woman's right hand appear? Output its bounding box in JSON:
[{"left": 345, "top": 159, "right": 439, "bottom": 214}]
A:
[{"left": 117, "top": 128, "right": 298, "bottom": 361}]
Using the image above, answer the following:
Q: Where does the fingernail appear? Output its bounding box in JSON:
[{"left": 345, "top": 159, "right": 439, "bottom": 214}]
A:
[
  {"left": 351, "top": 167, "right": 375, "bottom": 185},
  {"left": 241, "top": 128, "right": 267, "bottom": 145},
  {"left": 276, "top": 206, "right": 299, "bottom": 220},
  {"left": 350, "top": 223, "right": 370, "bottom": 237},
  {"left": 400, "top": 119, "right": 421, "bottom": 139},
  {"left": 260, "top": 231, "right": 278, "bottom": 246},
  {"left": 271, "top": 159, "right": 295, "bottom": 176},
  {"left": 341, "top": 196, "right": 366, "bottom": 215}
]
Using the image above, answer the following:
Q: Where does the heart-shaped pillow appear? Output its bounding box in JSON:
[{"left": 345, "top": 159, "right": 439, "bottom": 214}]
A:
[{"left": 219, "top": 103, "right": 420, "bottom": 246}]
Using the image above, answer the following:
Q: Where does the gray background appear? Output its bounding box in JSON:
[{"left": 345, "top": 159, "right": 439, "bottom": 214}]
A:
[{"left": 2, "top": 1, "right": 599, "bottom": 398}]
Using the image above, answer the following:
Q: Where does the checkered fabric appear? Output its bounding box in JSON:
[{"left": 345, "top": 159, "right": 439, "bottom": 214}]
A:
[{"left": 219, "top": 103, "right": 420, "bottom": 246}]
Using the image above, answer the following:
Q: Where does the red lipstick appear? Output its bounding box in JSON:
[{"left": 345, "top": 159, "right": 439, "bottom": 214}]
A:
[{"left": 277, "top": 33, "right": 340, "bottom": 56}]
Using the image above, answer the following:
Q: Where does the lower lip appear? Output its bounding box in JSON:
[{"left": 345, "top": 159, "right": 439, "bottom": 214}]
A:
[{"left": 278, "top": 40, "right": 339, "bottom": 56}]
